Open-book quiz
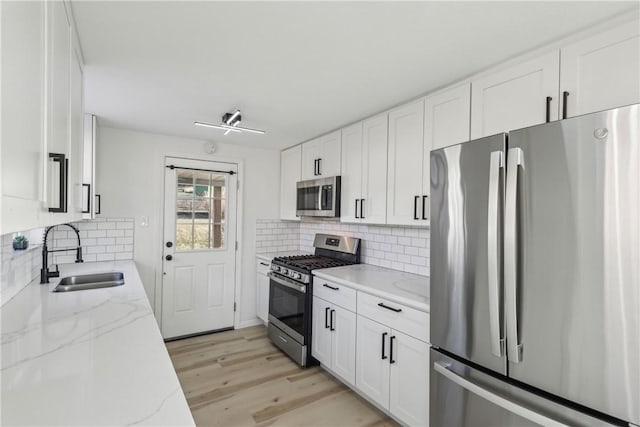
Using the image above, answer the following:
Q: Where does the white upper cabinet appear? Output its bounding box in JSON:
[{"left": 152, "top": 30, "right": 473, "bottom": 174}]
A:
[
  {"left": 387, "top": 99, "right": 428, "bottom": 226},
  {"left": 425, "top": 82, "right": 471, "bottom": 151},
  {"left": 280, "top": 145, "right": 302, "bottom": 221},
  {"left": 82, "top": 115, "right": 97, "bottom": 219},
  {"left": 1, "top": 0, "right": 85, "bottom": 234},
  {"left": 560, "top": 19, "right": 640, "bottom": 118},
  {"left": 340, "top": 114, "right": 389, "bottom": 224},
  {"left": 301, "top": 130, "right": 341, "bottom": 180},
  {"left": 1, "top": 0, "right": 46, "bottom": 234},
  {"left": 471, "top": 51, "right": 560, "bottom": 139},
  {"left": 340, "top": 122, "right": 364, "bottom": 223}
]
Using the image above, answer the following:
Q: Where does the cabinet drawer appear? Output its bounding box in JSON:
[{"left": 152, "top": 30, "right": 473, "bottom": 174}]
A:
[
  {"left": 313, "top": 279, "right": 356, "bottom": 311},
  {"left": 256, "top": 259, "right": 271, "bottom": 275},
  {"left": 357, "top": 292, "right": 429, "bottom": 343}
]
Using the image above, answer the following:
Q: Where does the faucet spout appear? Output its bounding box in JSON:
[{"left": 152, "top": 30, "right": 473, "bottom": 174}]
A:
[{"left": 41, "top": 223, "right": 84, "bottom": 284}]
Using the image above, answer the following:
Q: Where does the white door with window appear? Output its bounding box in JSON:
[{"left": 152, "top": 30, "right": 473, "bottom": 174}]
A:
[{"left": 161, "top": 157, "right": 237, "bottom": 339}]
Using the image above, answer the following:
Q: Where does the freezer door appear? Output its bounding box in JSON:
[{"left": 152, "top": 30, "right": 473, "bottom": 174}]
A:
[
  {"left": 431, "top": 349, "right": 612, "bottom": 427},
  {"left": 430, "top": 134, "right": 507, "bottom": 375},
  {"left": 506, "top": 104, "right": 639, "bottom": 424}
]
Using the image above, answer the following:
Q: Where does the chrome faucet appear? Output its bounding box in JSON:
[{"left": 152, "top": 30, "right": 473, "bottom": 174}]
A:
[{"left": 40, "top": 223, "right": 84, "bottom": 284}]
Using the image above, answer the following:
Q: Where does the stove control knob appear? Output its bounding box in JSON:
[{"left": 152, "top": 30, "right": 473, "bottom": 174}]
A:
[
  {"left": 281, "top": 268, "right": 288, "bottom": 275},
  {"left": 294, "top": 273, "right": 302, "bottom": 280},
  {"left": 272, "top": 266, "right": 280, "bottom": 272}
]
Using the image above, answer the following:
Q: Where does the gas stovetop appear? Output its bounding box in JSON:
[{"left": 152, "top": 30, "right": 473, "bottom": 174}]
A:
[{"left": 269, "top": 235, "right": 361, "bottom": 284}]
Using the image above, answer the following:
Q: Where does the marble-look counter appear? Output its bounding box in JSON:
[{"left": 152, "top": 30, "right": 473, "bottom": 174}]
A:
[
  {"left": 1, "top": 261, "right": 194, "bottom": 426},
  {"left": 256, "top": 250, "right": 312, "bottom": 262},
  {"left": 314, "top": 264, "right": 430, "bottom": 312}
]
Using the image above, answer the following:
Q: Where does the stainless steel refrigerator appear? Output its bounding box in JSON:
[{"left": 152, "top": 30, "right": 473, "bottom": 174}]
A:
[{"left": 429, "top": 104, "right": 639, "bottom": 426}]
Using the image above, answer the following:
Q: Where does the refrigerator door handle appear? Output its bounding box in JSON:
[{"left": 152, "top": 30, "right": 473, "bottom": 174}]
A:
[
  {"left": 505, "top": 147, "right": 524, "bottom": 363},
  {"left": 488, "top": 151, "right": 505, "bottom": 358},
  {"left": 433, "top": 361, "right": 569, "bottom": 427}
]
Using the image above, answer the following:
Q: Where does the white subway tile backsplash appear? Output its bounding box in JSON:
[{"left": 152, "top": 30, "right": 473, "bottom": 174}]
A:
[{"left": 255, "top": 218, "right": 430, "bottom": 275}]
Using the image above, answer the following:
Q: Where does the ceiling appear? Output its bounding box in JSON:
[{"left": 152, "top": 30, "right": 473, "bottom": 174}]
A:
[{"left": 71, "top": 1, "right": 638, "bottom": 150}]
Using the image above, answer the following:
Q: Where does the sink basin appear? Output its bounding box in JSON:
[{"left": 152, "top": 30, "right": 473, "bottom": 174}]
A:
[{"left": 53, "top": 272, "right": 125, "bottom": 292}]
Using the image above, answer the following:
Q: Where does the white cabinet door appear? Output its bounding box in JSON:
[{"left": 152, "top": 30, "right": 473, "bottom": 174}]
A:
[
  {"left": 389, "top": 330, "right": 430, "bottom": 427},
  {"left": 361, "top": 113, "right": 388, "bottom": 225},
  {"left": 387, "top": 99, "right": 425, "bottom": 226},
  {"left": 301, "top": 138, "right": 321, "bottom": 181},
  {"left": 340, "top": 122, "right": 363, "bottom": 223},
  {"left": 318, "top": 130, "right": 341, "bottom": 178},
  {"left": 312, "top": 296, "right": 332, "bottom": 366},
  {"left": 1, "top": 0, "right": 47, "bottom": 234},
  {"left": 47, "top": 1, "right": 71, "bottom": 156},
  {"left": 82, "top": 114, "right": 96, "bottom": 219},
  {"left": 471, "top": 51, "right": 559, "bottom": 139},
  {"left": 560, "top": 19, "right": 640, "bottom": 118},
  {"left": 256, "top": 259, "right": 270, "bottom": 324},
  {"left": 425, "top": 82, "right": 471, "bottom": 151},
  {"left": 69, "top": 44, "right": 84, "bottom": 219},
  {"left": 356, "top": 315, "right": 390, "bottom": 410},
  {"left": 280, "top": 145, "right": 301, "bottom": 221},
  {"left": 331, "top": 305, "right": 356, "bottom": 386}
]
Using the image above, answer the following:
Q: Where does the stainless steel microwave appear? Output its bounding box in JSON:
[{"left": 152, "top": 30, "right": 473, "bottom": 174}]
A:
[{"left": 296, "top": 176, "right": 341, "bottom": 217}]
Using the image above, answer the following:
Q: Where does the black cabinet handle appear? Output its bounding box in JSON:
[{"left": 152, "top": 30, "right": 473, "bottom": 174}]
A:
[
  {"left": 562, "top": 91, "right": 569, "bottom": 119},
  {"left": 378, "top": 302, "right": 402, "bottom": 313},
  {"left": 422, "top": 195, "right": 428, "bottom": 220},
  {"left": 325, "top": 307, "right": 330, "bottom": 329},
  {"left": 48, "top": 153, "right": 68, "bottom": 213},
  {"left": 360, "top": 199, "right": 365, "bottom": 219},
  {"left": 330, "top": 309, "right": 335, "bottom": 331},
  {"left": 317, "top": 158, "right": 321, "bottom": 176},
  {"left": 95, "top": 194, "right": 101, "bottom": 214},
  {"left": 355, "top": 199, "right": 359, "bottom": 219},
  {"left": 545, "top": 96, "right": 552, "bottom": 123},
  {"left": 381, "top": 332, "right": 388, "bottom": 360},
  {"left": 82, "top": 183, "right": 91, "bottom": 214},
  {"left": 413, "top": 196, "right": 419, "bottom": 220},
  {"left": 390, "top": 335, "right": 396, "bottom": 364},
  {"left": 259, "top": 262, "right": 269, "bottom": 266},
  {"left": 323, "top": 283, "right": 339, "bottom": 291}
]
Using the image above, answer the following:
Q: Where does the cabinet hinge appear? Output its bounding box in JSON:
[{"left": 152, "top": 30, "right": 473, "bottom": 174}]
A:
[
  {"left": 234, "top": 302, "right": 237, "bottom": 312},
  {"left": 235, "top": 241, "right": 238, "bottom": 251}
]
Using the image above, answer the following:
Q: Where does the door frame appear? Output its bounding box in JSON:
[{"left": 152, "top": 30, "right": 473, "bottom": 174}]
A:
[{"left": 156, "top": 154, "right": 245, "bottom": 332}]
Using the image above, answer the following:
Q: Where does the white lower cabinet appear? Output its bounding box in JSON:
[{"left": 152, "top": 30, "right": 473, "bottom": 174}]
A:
[
  {"left": 356, "top": 316, "right": 430, "bottom": 426},
  {"left": 256, "top": 259, "right": 271, "bottom": 324},
  {"left": 312, "top": 295, "right": 356, "bottom": 386}
]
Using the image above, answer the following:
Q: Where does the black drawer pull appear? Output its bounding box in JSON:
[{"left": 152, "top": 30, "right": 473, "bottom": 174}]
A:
[
  {"left": 413, "top": 195, "right": 419, "bottom": 220},
  {"left": 323, "top": 284, "right": 339, "bottom": 291},
  {"left": 330, "top": 309, "right": 335, "bottom": 331},
  {"left": 378, "top": 302, "right": 402, "bottom": 313},
  {"left": 562, "top": 91, "right": 569, "bottom": 119},
  {"left": 422, "top": 195, "right": 428, "bottom": 220},
  {"left": 260, "top": 262, "right": 269, "bottom": 266}
]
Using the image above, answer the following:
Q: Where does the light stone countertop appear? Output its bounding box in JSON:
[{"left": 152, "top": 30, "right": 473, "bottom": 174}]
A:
[
  {"left": 256, "top": 250, "right": 312, "bottom": 262},
  {"left": 0, "top": 260, "right": 195, "bottom": 426},
  {"left": 313, "top": 264, "right": 430, "bottom": 312}
]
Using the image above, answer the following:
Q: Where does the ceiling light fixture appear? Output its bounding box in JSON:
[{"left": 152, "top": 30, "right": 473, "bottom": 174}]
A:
[{"left": 194, "top": 109, "right": 266, "bottom": 135}]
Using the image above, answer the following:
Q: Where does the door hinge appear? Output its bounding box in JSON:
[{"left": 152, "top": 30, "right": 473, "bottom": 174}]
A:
[{"left": 234, "top": 302, "right": 237, "bottom": 312}]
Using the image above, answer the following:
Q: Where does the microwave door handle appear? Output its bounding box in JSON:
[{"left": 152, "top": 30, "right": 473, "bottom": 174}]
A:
[
  {"left": 488, "top": 151, "right": 504, "bottom": 357},
  {"left": 505, "top": 147, "right": 524, "bottom": 363}
]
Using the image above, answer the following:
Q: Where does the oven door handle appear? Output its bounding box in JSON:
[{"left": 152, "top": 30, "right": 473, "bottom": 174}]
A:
[{"left": 268, "top": 272, "right": 306, "bottom": 293}]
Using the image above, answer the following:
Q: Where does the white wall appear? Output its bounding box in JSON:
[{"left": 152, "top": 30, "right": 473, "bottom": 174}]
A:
[{"left": 95, "top": 126, "right": 281, "bottom": 327}]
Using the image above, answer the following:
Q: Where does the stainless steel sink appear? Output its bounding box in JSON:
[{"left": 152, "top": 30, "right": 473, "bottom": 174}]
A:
[{"left": 53, "top": 272, "right": 125, "bottom": 292}]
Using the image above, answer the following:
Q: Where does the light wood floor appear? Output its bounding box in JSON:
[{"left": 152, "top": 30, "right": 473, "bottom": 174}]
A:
[{"left": 167, "top": 325, "right": 399, "bottom": 427}]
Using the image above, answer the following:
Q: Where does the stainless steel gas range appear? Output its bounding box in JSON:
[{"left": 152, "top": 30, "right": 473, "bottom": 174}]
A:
[{"left": 267, "top": 234, "right": 360, "bottom": 367}]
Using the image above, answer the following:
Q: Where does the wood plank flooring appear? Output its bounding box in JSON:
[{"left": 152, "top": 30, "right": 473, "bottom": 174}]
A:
[{"left": 167, "top": 325, "right": 399, "bottom": 427}]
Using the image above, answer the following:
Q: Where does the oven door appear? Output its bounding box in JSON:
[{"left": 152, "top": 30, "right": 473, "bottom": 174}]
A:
[{"left": 268, "top": 273, "right": 308, "bottom": 344}]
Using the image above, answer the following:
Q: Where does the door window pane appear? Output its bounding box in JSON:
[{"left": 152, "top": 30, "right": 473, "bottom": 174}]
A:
[{"left": 174, "top": 169, "right": 227, "bottom": 251}]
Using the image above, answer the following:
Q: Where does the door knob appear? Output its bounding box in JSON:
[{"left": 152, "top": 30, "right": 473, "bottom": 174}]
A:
[
  {"left": 165, "top": 255, "right": 173, "bottom": 261},
  {"left": 166, "top": 241, "right": 173, "bottom": 248}
]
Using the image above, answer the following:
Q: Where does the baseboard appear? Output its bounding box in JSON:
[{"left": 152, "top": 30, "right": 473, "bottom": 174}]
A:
[{"left": 236, "top": 318, "right": 264, "bottom": 329}]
